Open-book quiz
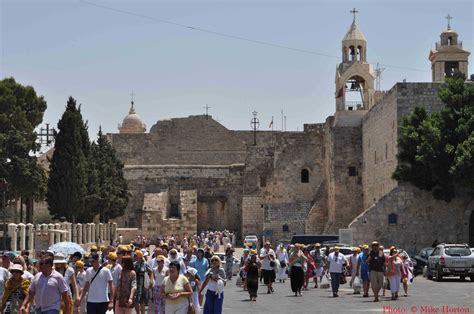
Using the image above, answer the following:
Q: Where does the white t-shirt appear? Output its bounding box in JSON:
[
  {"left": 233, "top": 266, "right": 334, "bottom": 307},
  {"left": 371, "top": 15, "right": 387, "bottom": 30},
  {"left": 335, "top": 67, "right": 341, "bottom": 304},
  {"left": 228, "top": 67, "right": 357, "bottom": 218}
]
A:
[
  {"left": 0, "top": 267, "right": 11, "bottom": 297},
  {"left": 259, "top": 248, "right": 275, "bottom": 270},
  {"left": 328, "top": 252, "right": 347, "bottom": 273},
  {"left": 22, "top": 270, "right": 35, "bottom": 280},
  {"left": 109, "top": 263, "right": 122, "bottom": 289},
  {"left": 86, "top": 267, "right": 113, "bottom": 302},
  {"left": 153, "top": 266, "right": 169, "bottom": 287}
]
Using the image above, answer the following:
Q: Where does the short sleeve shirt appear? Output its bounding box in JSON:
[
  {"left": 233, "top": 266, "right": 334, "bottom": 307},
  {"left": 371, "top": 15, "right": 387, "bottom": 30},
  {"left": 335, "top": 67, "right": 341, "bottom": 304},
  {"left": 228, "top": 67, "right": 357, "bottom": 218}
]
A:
[
  {"left": 85, "top": 267, "right": 113, "bottom": 303},
  {"left": 163, "top": 275, "right": 189, "bottom": 305},
  {"left": 358, "top": 252, "right": 369, "bottom": 272},
  {"left": 328, "top": 252, "right": 347, "bottom": 273},
  {"left": 259, "top": 248, "right": 275, "bottom": 270},
  {"left": 368, "top": 251, "right": 385, "bottom": 272},
  {"left": 30, "top": 270, "right": 69, "bottom": 312}
]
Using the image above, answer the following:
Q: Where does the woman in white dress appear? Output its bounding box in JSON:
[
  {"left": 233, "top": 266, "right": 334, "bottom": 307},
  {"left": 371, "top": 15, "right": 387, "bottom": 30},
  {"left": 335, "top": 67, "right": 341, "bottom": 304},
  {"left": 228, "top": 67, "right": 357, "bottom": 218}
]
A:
[{"left": 275, "top": 244, "right": 288, "bottom": 283}]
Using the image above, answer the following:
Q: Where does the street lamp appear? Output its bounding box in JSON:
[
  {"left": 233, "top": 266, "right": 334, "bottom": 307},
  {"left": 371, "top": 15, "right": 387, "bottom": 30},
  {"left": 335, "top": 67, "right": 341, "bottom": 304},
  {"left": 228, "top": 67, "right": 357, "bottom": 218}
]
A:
[{"left": 0, "top": 178, "right": 8, "bottom": 250}]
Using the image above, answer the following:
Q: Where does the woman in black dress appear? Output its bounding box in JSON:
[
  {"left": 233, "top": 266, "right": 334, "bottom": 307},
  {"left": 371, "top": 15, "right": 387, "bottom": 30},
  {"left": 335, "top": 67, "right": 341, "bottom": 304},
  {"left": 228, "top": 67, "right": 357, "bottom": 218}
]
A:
[
  {"left": 245, "top": 251, "right": 260, "bottom": 301},
  {"left": 289, "top": 244, "right": 307, "bottom": 296}
]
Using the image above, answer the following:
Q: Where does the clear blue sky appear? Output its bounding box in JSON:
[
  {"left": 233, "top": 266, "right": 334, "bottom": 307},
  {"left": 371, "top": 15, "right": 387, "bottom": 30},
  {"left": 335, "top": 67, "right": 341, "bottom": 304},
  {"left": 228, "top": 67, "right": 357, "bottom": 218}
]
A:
[{"left": 1, "top": 0, "right": 473, "bottom": 138}]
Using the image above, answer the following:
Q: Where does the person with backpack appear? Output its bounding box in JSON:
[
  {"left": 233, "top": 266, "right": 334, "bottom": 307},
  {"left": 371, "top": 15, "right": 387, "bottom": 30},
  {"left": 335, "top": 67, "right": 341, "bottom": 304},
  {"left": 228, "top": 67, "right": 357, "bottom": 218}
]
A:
[{"left": 134, "top": 250, "right": 154, "bottom": 314}]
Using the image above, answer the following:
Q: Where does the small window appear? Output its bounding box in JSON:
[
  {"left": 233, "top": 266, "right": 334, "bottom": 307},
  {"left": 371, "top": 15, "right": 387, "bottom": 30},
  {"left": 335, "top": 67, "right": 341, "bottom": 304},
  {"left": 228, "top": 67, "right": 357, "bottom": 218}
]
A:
[
  {"left": 260, "top": 176, "right": 267, "bottom": 188},
  {"left": 385, "top": 143, "right": 388, "bottom": 160},
  {"left": 282, "top": 224, "right": 289, "bottom": 232},
  {"left": 374, "top": 151, "right": 377, "bottom": 164},
  {"left": 388, "top": 213, "right": 398, "bottom": 225},
  {"left": 301, "top": 169, "right": 309, "bottom": 183},
  {"left": 348, "top": 166, "right": 357, "bottom": 177}
]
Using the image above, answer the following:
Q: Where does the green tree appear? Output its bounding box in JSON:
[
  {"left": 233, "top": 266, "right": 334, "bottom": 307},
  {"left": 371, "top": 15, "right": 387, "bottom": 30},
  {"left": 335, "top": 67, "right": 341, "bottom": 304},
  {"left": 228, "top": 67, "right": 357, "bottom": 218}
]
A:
[
  {"left": 393, "top": 75, "right": 474, "bottom": 201},
  {"left": 92, "top": 127, "right": 128, "bottom": 222},
  {"left": 47, "top": 97, "right": 90, "bottom": 222},
  {"left": 0, "top": 78, "right": 47, "bottom": 222}
]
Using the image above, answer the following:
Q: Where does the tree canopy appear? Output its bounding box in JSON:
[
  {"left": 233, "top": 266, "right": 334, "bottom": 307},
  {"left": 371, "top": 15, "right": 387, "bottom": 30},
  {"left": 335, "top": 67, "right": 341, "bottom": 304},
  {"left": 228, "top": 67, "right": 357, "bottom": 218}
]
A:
[
  {"left": 0, "top": 77, "right": 47, "bottom": 221},
  {"left": 393, "top": 76, "right": 474, "bottom": 201}
]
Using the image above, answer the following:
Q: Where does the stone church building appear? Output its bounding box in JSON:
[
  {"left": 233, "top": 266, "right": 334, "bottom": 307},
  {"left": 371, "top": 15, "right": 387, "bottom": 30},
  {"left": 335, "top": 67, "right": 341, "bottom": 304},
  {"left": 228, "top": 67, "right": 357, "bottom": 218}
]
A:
[{"left": 107, "top": 17, "right": 473, "bottom": 253}]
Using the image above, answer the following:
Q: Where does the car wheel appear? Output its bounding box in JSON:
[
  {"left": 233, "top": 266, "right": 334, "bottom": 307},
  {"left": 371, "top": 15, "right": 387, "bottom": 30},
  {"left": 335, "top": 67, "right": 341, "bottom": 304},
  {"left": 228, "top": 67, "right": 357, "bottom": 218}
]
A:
[
  {"left": 436, "top": 266, "right": 443, "bottom": 282},
  {"left": 460, "top": 275, "right": 466, "bottom": 281},
  {"left": 427, "top": 268, "right": 433, "bottom": 280},
  {"left": 469, "top": 275, "right": 474, "bottom": 282}
]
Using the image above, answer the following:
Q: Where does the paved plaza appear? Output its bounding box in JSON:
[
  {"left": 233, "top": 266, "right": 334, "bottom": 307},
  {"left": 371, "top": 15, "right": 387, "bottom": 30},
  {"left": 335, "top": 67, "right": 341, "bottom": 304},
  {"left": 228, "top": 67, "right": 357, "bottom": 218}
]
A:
[{"left": 222, "top": 276, "right": 473, "bottom": 314}]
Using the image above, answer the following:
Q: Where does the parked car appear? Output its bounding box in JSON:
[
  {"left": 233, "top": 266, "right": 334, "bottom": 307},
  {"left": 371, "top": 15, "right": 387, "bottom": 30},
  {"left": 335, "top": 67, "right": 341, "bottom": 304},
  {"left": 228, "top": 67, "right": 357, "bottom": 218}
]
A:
[
  {"left": 214, "top": 253, "right": 240, "bottom": 276},
  {"left": 290, "top": 234, "right": 339, "bottom": 246},
  {"left": 427, "top": 243, "right": 474, "bottom": 281},
  {"left": 243, "top": 235, "right": 259, "bottom": 250},
  {"left": 413, "top": 247, "right": 434, "bottom": 275}
]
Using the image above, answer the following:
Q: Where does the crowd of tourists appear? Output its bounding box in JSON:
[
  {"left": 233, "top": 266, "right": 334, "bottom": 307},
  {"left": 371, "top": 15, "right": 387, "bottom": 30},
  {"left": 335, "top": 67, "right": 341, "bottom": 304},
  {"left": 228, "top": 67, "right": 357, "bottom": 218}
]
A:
[
  {"left": 0, "top": 231, "right": 237, "bottom": 314},
  {"left": 238, "top": 241, "right": 414, "bottom": 302},
  {"left": 0, "top": 235, "right": 415, "bottom": 314}
]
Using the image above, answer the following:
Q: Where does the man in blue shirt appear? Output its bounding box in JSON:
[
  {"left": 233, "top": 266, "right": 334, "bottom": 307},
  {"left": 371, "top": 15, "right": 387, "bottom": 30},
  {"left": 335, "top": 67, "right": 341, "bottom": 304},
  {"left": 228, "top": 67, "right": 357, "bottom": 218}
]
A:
[{"left": 356, "top": 244, "right": 370, "bottom": 297}]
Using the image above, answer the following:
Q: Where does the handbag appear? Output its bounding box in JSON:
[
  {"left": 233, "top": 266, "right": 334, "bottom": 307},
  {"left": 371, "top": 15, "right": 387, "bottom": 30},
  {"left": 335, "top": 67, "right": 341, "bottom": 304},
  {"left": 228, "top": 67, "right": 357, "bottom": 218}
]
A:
[
  {"left": 280, "top": 261, "right": 287, "bottom": 268},
  {"left": 187, "top": 297, "right": 196, "bottom": 314},
  {"left": 339, "top": 275, "right": 347, "bottom": 284},
  {"left": 269, "top": 260, "right": 275, "bottom": 268}
]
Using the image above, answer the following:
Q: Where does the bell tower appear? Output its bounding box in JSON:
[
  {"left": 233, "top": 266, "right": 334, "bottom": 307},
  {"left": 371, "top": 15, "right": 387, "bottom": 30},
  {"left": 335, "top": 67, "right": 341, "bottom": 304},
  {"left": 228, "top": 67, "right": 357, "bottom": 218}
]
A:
[
  {"left": 429, "top": 15, "right": 470, "bottom": 82},
  {"left": 335, "top": 8, "right": 375, "bottom": 112}
]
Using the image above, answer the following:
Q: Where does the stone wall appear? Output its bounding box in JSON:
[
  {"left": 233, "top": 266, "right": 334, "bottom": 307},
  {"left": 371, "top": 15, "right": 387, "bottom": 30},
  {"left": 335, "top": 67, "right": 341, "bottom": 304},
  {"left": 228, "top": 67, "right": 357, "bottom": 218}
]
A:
[
  {"left": 349, "top": 184, "right": 473, "bottom": 255},
  {"left": 324, "top": 112, "right": 364, "bottom": 233},
  {"left": 362, "top": 82, "right": 445, "bottom": 208},
  {"left": 140, "top": 190, "right": 197, "bottom": 238},
  {"left": 242, "top": 196, "right": 264, "bottom": 238}
]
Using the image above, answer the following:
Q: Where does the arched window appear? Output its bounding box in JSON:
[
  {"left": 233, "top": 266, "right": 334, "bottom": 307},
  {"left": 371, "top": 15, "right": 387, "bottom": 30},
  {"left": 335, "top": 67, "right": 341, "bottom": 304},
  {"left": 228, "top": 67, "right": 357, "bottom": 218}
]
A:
[
  {"left": 448, "top": 37, "right": 452, "bottom": 45},
  {"left": 301, "top": 169, "right": 309, "bottom": 183},
  {"left": 343, "top": 46, "right": 348, "bottom": 62},
  {"left": 349, "top": 46, "right": 356, "bottom": 61},
  {"left": 388, "top": 213, "right": 398, "bottom": 226},
  {"left": 357, "top": 46, "right": 363, "bottom": 61}
]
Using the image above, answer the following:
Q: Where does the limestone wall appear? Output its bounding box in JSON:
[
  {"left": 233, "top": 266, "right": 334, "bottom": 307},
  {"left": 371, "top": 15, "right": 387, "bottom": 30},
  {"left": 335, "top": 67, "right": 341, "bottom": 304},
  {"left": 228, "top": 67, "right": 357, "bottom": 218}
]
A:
[
  {"left": 242, "top": 196, "right": 264, "bottom": 238},
  {"left": 362, "top": 82, "right": 445, "bottom": 209},
  {"left": 349, "top": 184, "right": 473, "bottom": 255}
]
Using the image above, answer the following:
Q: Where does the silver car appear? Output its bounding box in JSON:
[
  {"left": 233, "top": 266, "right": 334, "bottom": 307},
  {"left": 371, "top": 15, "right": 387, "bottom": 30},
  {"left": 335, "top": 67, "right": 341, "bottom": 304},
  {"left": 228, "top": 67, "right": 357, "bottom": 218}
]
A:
[{"left": 427, "top": 243, "right": 474, "bottom": 281}]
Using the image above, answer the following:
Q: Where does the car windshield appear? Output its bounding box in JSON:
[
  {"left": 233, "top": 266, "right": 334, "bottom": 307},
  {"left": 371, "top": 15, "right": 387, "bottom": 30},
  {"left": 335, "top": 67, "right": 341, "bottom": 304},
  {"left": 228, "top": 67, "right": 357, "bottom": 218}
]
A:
[
  {"left": 445, "top": 247, "right": 471, "bottom": 256},
  {"left": 426, "top": 249, "right": 434, "bottom": 256}
]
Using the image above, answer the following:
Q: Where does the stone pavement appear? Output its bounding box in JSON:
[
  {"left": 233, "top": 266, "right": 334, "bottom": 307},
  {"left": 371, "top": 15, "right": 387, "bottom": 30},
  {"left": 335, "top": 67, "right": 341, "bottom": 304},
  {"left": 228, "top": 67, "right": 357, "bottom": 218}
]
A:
[{"left": 222, "top": 276, "right": 474, "bottom": 314}]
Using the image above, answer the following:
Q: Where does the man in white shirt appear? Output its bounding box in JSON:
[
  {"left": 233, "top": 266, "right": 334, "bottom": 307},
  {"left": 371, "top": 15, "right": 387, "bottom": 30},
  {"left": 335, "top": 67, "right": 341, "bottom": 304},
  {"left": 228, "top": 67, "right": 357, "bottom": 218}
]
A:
[
  {"left": 327, "top": 246, "right": 348, "bottom": 297},
  {"left": 259, "top": 241, "right": 276, "bottom": 294},
  {"left": 79, "top": 253, "right": 114, "bottom": 314},
  {"left": 0, "top": 264, "right": 11, "bottom": 301}
]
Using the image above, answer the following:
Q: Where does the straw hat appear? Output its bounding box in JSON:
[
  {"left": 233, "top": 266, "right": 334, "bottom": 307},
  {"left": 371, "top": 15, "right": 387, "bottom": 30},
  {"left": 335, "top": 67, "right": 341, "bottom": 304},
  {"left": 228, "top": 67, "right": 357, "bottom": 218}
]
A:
[
  {"left": 53, "top": 253, "right": 68, "bottom": 264},
  {"left": 9, "top": 264, "right": 24, "bottom": 274}
]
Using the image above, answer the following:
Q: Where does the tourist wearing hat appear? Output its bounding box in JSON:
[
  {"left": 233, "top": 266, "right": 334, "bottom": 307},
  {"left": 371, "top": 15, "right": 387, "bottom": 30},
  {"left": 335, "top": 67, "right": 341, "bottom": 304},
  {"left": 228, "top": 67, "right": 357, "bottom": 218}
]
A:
[
  {"left": 244, "top": 250, "right": 260, "bottom": 301},
  {"left": 327, "top": 246, "right": 348, "bottom": 297},
  {"left": 107, "top": 252, "right": 123, "bottom": 293},
  {"left": 12, "top": 256, "right": 34, "bottom": 281},
  {"left": 349, "top": 248, "right": 361, "bottom": 294},
  {"left": 74, "top": 260, "right": 87, "bottom": 314},
  {"left": 152, "top": 255, "right": 169, "bottom": 314},
  {"left": 288, "top": 244, "right": 307, "bottom": 297},
  {"left": 79, "top": 252, "right": 114, "bottom": 313},
  {"left": 54, "top": 253, "right": 79, "bottom": 310},
  {"left": 239, "top": 248, "right": 250, "bottom": 290},
  {"left": 21, "top": 256, "right": 71, "bottom": 314},
  {"left": 356, "top": 244, "right": 371, "bottom": 297},
  {"left": 134, "top": 249, "right": 153, "bottom": 314},
  {"left": 0, "top": 264, "right": 30, "bottom": 313},
  {"left": 1, "top": 251, "right": 13, "bottom": 270},
  {"left": 366, "top": 241, "right": 385, "bottom": 302},
  {"left": 310, "top": 243, "right": 324, "bottom": 288},
  {"left": 115, "top": 256, "right": 137, "bottom": 314},
  {"left": 200, "top": 255, "right": 226, "bottom": 314},
  {"left": 259, "top": 241, "right": 276, "bottom": 294},
  {"left": 386, "top": 247, "right": 403, "bottom": 300}
]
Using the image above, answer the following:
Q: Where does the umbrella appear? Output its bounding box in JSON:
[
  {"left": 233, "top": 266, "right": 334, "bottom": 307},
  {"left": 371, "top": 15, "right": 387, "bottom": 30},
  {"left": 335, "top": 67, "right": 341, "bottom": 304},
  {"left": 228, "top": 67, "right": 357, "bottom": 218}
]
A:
[{"left": 48, "top": 242, "right": 86, "bottom": 256}]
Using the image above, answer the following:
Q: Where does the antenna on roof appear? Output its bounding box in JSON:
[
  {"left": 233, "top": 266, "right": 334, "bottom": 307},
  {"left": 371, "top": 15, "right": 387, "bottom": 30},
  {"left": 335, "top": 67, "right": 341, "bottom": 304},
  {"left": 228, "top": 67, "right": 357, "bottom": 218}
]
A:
[{"left": 375, "top": 62, "right": 386, "bottom": 91}]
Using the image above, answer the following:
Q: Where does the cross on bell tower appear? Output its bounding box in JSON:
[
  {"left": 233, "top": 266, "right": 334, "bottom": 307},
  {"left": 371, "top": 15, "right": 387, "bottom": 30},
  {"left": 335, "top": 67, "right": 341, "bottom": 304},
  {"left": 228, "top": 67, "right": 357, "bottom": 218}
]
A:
[
  {"left": 350, "top": 8, "right": 359, "bottom": 23},
  {"left": 445, "top": 14, "right": 452, "bottom": 30}
]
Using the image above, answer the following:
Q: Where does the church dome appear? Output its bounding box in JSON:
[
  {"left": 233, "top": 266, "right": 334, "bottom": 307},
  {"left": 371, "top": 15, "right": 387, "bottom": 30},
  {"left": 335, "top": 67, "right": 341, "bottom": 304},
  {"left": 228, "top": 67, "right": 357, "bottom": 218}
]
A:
[
  {"left": 343, "top": 22, "right": 366, "bottom": 42},
  {"left": 119, "top": 102, "right": 146, "bottom": 134}
]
